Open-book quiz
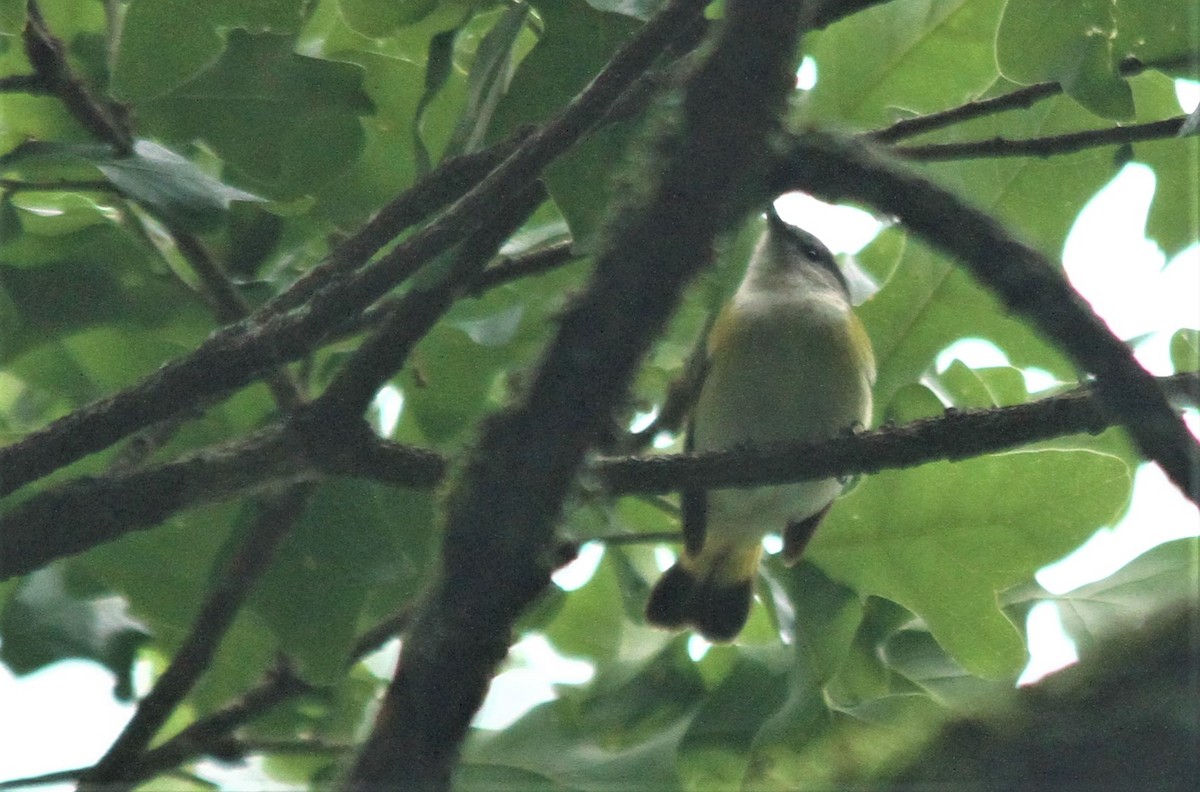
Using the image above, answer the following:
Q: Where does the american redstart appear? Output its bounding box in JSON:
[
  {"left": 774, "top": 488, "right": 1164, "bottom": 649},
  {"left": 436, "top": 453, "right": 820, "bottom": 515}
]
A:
[{"left": 645, "top": 206, "right": 875, "bottom": 641}]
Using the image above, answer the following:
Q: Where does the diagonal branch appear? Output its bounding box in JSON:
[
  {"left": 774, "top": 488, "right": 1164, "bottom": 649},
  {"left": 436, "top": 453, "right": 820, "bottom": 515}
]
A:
[
  {"left": 772, "top": 130, "right": 1199, "bottom": 503},
  {"left": 22, "top": 0, "right": 132, "bottom": 153}
]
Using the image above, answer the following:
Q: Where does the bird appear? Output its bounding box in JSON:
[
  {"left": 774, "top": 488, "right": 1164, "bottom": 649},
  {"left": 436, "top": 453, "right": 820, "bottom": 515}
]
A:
[{"left": 644, "top": 206, "right": 875, "bottom": 642}]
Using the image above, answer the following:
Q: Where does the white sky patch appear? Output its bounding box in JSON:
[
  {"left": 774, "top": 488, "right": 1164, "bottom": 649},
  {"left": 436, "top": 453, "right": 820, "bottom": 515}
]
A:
[
  {"left": 1017, "top": 602, "right": 1079, "bottom": 686},
  {"left": 370, "top": 384, "right": 404, "bottom": 437},
  {"left": 1064, "top": 165, "right": 1167, "bottom": 341},
  {"left": 796, "top": 56, "right": 818, "bottom": 90},
  {"left": 0, "top": 660, "right": 133, "bottom": 787},
  {"left": 551, "top": 541, "right": 604, "bottom": 591},
  {"left": 1176, "top": 78, "right": 1200, "bottom": 113},
  {"left": 1037, "top": 463, "right": 1200, "bottom": 594},
  {"left": 687, "top": 634, "right": 711, "bottom": 662},
  {"left": 774, "top": 192, "right": 883, "bottom": 254},
  {"left": 472, "top": 634, "right": 594, "bottom": 730}
]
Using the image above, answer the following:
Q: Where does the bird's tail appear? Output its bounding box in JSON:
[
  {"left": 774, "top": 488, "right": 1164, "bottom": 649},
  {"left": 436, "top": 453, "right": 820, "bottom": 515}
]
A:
[{"left": 644, "top": 543, "right": 762, "bottom": 642}]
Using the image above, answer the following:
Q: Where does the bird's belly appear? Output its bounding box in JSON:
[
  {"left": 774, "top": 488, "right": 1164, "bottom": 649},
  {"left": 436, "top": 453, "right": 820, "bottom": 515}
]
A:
[{"left": 706, "top": 477, "right": 842, "bottom": 542}]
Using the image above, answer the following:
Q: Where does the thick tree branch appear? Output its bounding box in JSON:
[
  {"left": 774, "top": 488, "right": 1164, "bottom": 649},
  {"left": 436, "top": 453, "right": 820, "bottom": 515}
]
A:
[
  {"left": 772, "top": 130, "right": 1199, "bottom": 503},
  {"left": 5, "top": 372, "right": 1195, "bottom": 581},
  {"left": 343, "top": 2, "right": 805, "bottom": 788},
  {"left": 0, "top": 416, "right": 449, "bottom": 581},
  {"left": 894, "top": 116, "right": 1191, "bottom": 161}
]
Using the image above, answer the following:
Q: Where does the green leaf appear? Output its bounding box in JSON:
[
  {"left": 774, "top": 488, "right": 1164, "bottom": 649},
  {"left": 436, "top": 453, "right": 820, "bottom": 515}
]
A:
[
  {"left": 442, "top": 2, "right": 532, "bottom": 160},
  {"left": 1, "top": 140, "right": 262, "bottom": 232},
  {"left": 489, "top": 0, "right": 640, "bottom": 244},
  {"left": 413, "top": 24, "right": 466, "bottom": 176},
  {"left": 251, "top": 480, "right": 436, "bottom": 684},
  {"left": 112, "top": 0, "right": 309, "bottom": 101},
  {"left": 544, "top": 551, "right": 625, "bottom": 664},
  {"left": 1111, "top": 0, "right": 1200, "bottom": 79},
  {"left": 824, "top": 597, "right": 917, "bottom": 709},
  {"left": 881, "top": 626, "right": 1009, "bottom": 706},
  {"left": 882, "top": 382, "right": 945, "bottom": 424},
  {"left": 0, "top": 566, "right": 147, "bottom": 700},
  {"left": 808, "top": 449, "right": 1131, "bottom": 678},
  {"left": 339, "top": 0, "right": 443, "bottom": 37},
  {"left": 1132, "top": 74, "right": 1200, "bottom": 258},
  {"left": 803, "top": 0, "right": 1006, "bottom": 127},
  {"left": 404, "top": 323, "right": 513, "bottom": 443},
  {"left": 930, "top": 361, "right": 1028, "bottom": 409},
  {"left": 0, "top": 0, "right": 25, "bottom": 35},
  {"left": 97, "top": 141, "right": 264, "bottom": 230},
  {"left": 1169, "top": 328, "right": 1200, "bottom": 373},
  {"left": 1047, "top": 537, "right": 1200, "bottom": 655},
  {"left": 138, "top": 31, "right": 373, "bottom": 198},
  {"left": 996, "top": 0, "right": 1133, "bottom": 119},
  {"left": 0, "top": 224, "right": 206, "bottom": 365},
  {"left": 857, "top": 241, "right": 1073, "bottom": 418},
  {"left": 111, "top": 0, "right": 225, "bottom": 101},
  {"left": 6, "top": 190, "right": 116, "bottom": 238},
  {"left": 463, "top": 644, "right": 699, "bottom": 791}
]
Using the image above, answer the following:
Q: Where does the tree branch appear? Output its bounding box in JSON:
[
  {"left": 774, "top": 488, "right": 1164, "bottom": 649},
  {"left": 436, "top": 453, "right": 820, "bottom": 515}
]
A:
[
  {"left": 23, "top": 0, "right": 132, "bottom": 154},
  {"left": 308, "top": 180, "right": 548, "bottom": 420},
  {"left": 467, "top": 238, "right": 578, "bottom": 295},
  {"left": 894, "top": 116, "right": 1190, "bottom": 161},
  {"left": 0, "top": 73, "right": 50, "bottom": 93},
  {"left": 772, "top": 130, "right": 1199, "bottom": 503},
  {"left": 866, "top": 54, "right": 1192, "bottom": 144},
  {"left": 5, "top": 370, "right": 1195, "bottom": 581},
  {"left": 343, "top": 1, "right": 805, "bottom": 788},
  {"left": 78, "top": 491, "right": 315, "bottom": 789},
  {"left": 117, "top": 660, "right": 313, "bottom": 787}
]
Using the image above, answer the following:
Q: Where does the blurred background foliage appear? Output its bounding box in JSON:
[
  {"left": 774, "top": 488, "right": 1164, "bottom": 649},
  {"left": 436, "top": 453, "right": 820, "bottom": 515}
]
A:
[{"left": 0, "top": 0, "right": 1197, "bottom": 788}]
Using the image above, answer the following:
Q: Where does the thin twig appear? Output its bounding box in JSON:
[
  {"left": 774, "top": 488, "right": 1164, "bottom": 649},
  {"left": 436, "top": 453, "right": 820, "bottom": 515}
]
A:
[
  {"left": 0, "top": 178, "right": 115, "bottom": 191},
  {"left": 118, "top": 661, "right": 315, "bottom": 787},
  {"left": 348, "top": 603, "right": 417, "bottom": 666},
  {"left": 894, "top": 116, "right": 1189, "bottom": 160},
  {"left": 866, "top": 55, "right": 1190, "bottom": 144},
  {"left": 0, "top": 73, "right": 50, "bottom": 93},
  {"left": 468, "top": 239, "right": 578, "bottom": 295}
]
